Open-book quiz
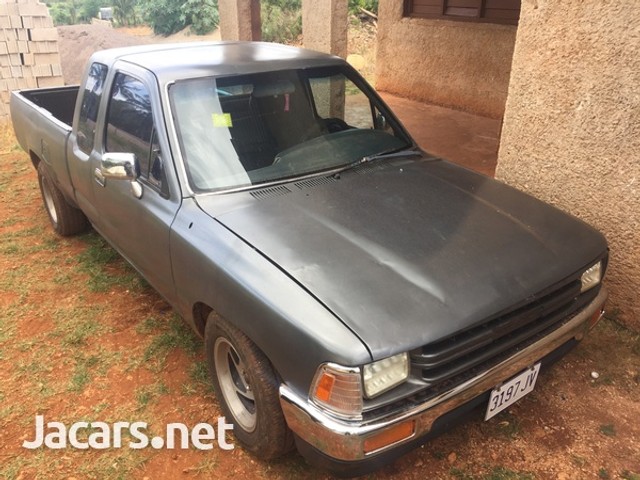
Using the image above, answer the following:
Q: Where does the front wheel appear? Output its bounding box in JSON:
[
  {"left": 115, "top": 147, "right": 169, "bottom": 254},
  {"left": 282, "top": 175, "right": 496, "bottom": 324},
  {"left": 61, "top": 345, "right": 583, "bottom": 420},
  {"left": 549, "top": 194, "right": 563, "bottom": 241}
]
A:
[
  {"left": 37, "top": 162, "right": 88, "bottom": 236},
  {"left": 205, "top": 313, "right": 293, "bottom": 459}
]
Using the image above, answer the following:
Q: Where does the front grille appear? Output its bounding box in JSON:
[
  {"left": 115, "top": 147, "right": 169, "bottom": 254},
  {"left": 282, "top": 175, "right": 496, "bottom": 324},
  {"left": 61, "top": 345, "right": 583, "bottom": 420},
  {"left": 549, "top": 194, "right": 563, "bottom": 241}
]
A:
[
  {"left": 362, "top": 277, "right": 601, "bottom": 422},
  {"left": 410, "top": 278, "right": 599, "bottom": 391}
]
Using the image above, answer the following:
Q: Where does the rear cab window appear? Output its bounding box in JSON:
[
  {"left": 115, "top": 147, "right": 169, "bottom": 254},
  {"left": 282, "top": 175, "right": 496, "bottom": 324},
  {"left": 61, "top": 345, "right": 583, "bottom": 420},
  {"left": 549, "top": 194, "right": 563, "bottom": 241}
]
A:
[{"left": 77, "top": 62, "right": 108, "bottom": 154}]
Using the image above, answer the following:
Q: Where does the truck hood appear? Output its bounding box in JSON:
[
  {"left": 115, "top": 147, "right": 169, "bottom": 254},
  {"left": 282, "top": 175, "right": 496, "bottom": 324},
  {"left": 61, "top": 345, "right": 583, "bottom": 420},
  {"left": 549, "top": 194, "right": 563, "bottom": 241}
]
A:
[{"left": 198, "top": 158, "right": 607, "bottom": 358}]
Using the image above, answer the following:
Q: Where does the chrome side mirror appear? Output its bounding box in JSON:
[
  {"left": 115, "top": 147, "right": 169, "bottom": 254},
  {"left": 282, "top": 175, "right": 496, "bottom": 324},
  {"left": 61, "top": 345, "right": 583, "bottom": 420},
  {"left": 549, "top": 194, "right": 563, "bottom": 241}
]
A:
[
  {"left": 99, "top": 152, "right": 143, "bottom": 199},
  {"left": 100, "top": 152, "right": 139, "bottom": 181}
]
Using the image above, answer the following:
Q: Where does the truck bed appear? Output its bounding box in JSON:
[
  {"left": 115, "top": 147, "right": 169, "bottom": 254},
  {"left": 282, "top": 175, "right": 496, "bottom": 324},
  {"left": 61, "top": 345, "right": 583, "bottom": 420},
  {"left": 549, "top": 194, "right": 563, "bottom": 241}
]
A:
[
  {"left": 10, "top": 86, "right": 81, "bottom": 206},
  {"left": 19, "top": 86, "right": 79, "bottom": 127}
]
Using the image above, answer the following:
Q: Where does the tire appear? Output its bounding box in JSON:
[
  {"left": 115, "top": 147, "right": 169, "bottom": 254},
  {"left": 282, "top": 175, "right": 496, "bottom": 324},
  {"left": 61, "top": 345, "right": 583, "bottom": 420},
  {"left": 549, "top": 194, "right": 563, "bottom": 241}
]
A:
[
  {"left": 205, "top": 312, "right": 294, "bottom": 459},
  {"left": 37, "top": 162, "right": 88, "bottom": 236}
]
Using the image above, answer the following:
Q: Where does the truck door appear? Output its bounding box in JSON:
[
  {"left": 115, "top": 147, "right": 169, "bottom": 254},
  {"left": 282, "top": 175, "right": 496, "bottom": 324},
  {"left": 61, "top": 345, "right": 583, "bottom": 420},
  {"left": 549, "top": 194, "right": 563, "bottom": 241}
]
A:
[
  {"left": 91, "top": 69, "right": 180, "bottom": 301},
  {"left": 67, "top": 62, "right": 109, "bottom": 222}
]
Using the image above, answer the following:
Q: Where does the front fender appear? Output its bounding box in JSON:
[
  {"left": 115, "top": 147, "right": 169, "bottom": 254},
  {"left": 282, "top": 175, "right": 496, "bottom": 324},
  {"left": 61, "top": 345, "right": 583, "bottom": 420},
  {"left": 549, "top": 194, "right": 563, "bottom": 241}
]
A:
[{"left": 170, "top": 198, "right": 371, "bottom": 396}]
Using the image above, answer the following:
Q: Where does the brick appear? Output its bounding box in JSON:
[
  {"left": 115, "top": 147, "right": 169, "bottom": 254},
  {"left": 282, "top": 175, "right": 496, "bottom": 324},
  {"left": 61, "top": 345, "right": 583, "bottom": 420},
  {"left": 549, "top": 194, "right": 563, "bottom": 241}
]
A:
[
  {"left": 33, "top": 16, "right": 53, "bottom": 28},
  {"left": 18, "top": 3, "right": 49, "bottom": 17},
  {"left": 22, "top": 51, "right": 34, "bottom": 65},
  {"left": 2, "top": 28, "right": 18, "bottom": 42},
  {"left": 51, "top": 63, "right": 62, "bottom": 76},
  {"left": 31, "top": 63, "right": 50, "bottom": 76},
  {"left": 20, "top": 16, "right": 32, "bottom": 29},
  {"left": 28, "top": 27, "right": 57, "bottom": 42},
  {"left": 16, "top": 28, "right": 27, "bottom": 41},
  {"left": 1, "top": 66, "right": 10, "bottom": 78},
  {"left": 0, "top": 4, "right": 20, "bottom": 16},
  {"left": 5, "top": 40, "right": 17, "bottom": 53},
  {"left": 0, "top": 53, "right": 20, "bottom": 66},
  {"left": 0, "top": 43, "right": 7, "bottom": 55},
  {"left": 9, "top": 15, "right": 22, "bottom": 29},
  {"left": 28, "top": 40, "right": 58, "bottom": 53},
  {"left": 0, "top": 17, "right": 11, "bottom": 29},
  {"left": 36, "top": 75, "right": 63, "bottom": 88},
  {"left": 33, "top": 52, "right": 59, "bottom": 64},
  {"left": 10, "top": 65, "right": 22, "bottom": 77}
]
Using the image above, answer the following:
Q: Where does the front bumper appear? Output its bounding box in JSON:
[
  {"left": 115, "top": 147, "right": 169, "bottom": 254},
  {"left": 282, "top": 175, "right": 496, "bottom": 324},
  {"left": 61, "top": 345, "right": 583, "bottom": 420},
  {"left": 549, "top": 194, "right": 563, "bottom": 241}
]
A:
[{"left": 279, "top": 285, "right": 607, "bottom": 466}]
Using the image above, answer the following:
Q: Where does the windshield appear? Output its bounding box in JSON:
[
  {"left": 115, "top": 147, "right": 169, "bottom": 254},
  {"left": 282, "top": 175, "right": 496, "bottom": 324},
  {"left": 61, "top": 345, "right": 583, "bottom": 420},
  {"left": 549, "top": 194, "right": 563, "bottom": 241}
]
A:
[{"left": 169, "top": 66, "right": 411, "bottom": 192}]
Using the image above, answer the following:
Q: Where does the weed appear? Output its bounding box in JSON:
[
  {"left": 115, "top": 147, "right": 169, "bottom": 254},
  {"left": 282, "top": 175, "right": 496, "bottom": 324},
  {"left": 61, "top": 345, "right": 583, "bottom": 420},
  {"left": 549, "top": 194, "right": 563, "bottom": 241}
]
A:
[
  {"left": 142, "top": 315, "right": 201, "bottom": 370},
  {"left": 68, "top": 354, "right": 100, "bottom": 392},
  {"left": 135, "top": 381, "right": 169, "bottom": 409},
  {"left": 598, "top": 468, "right": 610, "bottom": 479},
  {"left": 450, "top": 467, "right": 475, "bottom": 480},
  {"left": 621, "top": 471, "right": 640, "bottom": 480},
  {"left": 571, "top": 454, "right": 587, "bottom": 467},
  {"left": 77, "top": 233, "right": 145, "bottom": 293},
  {"left": 485, "top": 467, "right": 535, "bottom": 480},
  {"left": 599, "top": 424, "right": 616, "bottom": 437}
]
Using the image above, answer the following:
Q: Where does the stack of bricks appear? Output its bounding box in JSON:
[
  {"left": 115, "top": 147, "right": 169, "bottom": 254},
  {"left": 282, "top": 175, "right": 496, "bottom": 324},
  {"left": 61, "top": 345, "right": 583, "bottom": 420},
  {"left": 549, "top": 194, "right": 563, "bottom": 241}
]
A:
[{"left": 0, "top": 0, "right": 63, "bottom": 119}]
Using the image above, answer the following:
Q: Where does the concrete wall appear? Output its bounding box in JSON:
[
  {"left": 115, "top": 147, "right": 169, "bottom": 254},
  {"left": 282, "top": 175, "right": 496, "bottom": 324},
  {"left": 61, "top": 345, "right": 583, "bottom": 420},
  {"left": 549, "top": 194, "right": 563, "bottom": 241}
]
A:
[
  {"left": 496, "top": 0, "right": 640, "bottom": 330},
  {"left": 376, "top": 0, "right": 517, "bottom": 119},
  {"left": 0, "top": 0, "right": 63, "bottom": 120},
  {"left": 218, "top": 0, "right": 261, "bottom": 41}
]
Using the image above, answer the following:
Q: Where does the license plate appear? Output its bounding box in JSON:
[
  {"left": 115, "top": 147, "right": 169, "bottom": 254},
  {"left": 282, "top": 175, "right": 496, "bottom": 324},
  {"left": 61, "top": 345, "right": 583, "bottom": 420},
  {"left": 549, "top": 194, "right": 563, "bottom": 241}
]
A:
[{"left": 485, "top": 363, "right": 541, "bottom": 421}]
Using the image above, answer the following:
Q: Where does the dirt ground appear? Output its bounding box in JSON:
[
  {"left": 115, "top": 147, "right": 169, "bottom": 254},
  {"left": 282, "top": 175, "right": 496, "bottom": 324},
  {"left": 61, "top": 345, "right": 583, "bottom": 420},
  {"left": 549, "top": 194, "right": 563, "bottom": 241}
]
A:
[{"left": 0, "top": 23, "right": 639, "bottom": 480}]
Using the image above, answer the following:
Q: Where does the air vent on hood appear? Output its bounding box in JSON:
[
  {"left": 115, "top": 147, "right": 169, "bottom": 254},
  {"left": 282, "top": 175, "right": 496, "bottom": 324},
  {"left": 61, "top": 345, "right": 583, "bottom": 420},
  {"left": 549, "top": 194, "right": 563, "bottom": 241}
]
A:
[
  {"left": 349, "top": 162, "right": 388, "bottom": 175},
  {"left": 294, "top": 176, "right": 337, "bottom": 190},
  {"left": 250, "top": 185, "right": 291, "bottom": 200}
]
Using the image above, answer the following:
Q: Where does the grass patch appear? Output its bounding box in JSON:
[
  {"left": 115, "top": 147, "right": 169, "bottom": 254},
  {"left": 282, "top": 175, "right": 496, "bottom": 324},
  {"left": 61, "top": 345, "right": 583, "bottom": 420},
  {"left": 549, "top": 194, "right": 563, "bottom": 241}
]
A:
[
  {"left": 77, "top": 233, "right": 146, "bottom": 293},
  {"left": 599, "top": 424, "right": 616, "bottom": 437},
  {"left": 598, "top": 468, "right": 611, "bottom": 479},
  {"left": 142, "top": 315, "right": 201, "bottom": 370},
  {"left": 68, "top": 354, "right": 101, "bottom": 392},
  {"left": 485, "top": 467, "right": 535, "bottom": 480},
  {"left": 620, "top": 471, "right": 640, "bottom": 480},
  {"left": 135, "top": 381, "right": 169, "bottom": 409}
]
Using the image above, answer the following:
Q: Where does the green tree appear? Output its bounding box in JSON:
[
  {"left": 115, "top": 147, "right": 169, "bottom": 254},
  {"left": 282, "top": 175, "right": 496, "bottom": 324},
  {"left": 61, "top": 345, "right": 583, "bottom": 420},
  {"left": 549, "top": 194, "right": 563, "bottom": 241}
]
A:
[
  {"left": 139, "top": 0, "right": 186, "bottom": 35},
  {"left": 112, "top": 0, "right": 139, "bottom": 26},
  {"left": 261, "top": 0, "right": 302, "bottom": 44},
  {"left": 181, "top": 0, "right": 219, "bottom": 35}
]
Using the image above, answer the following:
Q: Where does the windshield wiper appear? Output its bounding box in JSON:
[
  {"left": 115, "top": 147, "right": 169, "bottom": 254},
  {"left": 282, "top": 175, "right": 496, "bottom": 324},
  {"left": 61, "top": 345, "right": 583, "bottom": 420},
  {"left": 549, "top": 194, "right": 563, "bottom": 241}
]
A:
[{"left": 335, "top": 147, "right": 422, "bottom": 175}]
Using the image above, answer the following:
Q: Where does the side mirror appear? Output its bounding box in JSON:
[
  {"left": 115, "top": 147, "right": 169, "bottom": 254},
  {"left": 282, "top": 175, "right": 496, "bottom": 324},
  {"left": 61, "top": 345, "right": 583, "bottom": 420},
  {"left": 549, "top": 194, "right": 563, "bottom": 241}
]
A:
[
  {"left": 375, "top": 112, "right": 388, "bottom": 131},
  {"left": 100, "top": 152, "right": 139, "bottom": 181}
]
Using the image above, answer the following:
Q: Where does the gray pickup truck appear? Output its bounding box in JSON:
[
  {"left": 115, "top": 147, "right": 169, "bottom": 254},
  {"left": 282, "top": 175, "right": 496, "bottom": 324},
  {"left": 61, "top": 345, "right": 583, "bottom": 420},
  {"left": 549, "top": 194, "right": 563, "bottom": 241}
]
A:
[{"left": 11, "top": 42, "right": 608, "bottom": 475}]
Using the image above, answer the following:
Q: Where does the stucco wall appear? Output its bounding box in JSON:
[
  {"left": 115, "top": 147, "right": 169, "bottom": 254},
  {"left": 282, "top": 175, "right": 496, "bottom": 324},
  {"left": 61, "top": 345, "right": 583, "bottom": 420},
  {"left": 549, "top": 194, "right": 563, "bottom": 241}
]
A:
[
  {"left": 376, "top": 0, "right": 517, "bottom": 119},
  {"left": 496, "top": 0, "right": 640, "bottom": 330}
]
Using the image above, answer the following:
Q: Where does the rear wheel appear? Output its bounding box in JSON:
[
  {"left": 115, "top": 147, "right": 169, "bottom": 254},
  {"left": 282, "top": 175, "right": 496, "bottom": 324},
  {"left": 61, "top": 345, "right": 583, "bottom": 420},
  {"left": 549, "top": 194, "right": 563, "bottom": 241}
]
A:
[
  {"left": 37, "top": 162, "right": 88, "bottom": 236},
  {"left": 205, "top": 312, "right": 293, "bottom": 459}
]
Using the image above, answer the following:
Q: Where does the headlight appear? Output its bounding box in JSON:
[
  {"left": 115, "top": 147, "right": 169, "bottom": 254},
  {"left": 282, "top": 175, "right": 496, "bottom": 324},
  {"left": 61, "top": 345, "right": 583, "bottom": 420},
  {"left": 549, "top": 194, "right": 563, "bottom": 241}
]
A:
[
  {"left": 309, "top": 363, "right": 363, "bottom": 419},
  {"left": 580, "top": 261, "right": 602, "bottom": 293},
  {"left": 362, "top": 352, "right": 409, "bottom": 398}
]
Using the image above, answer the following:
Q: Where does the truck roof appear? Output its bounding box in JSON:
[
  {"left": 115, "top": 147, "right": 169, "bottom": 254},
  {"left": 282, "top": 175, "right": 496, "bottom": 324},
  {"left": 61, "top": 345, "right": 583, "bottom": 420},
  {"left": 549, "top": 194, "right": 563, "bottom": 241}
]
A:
[{"left": 89, "top": 41, "right": 346, "bottom": 84}]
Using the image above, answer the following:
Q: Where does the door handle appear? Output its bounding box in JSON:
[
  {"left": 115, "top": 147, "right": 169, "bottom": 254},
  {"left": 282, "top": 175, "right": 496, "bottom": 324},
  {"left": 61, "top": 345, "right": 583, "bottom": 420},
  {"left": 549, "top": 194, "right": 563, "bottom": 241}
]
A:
[{"left": 94, "top": 167, "right": 106, "bottom": 187}]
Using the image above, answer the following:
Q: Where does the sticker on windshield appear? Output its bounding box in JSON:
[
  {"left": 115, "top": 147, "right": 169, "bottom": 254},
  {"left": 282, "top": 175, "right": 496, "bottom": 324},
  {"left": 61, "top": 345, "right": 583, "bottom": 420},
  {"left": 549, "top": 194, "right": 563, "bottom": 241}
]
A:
[{"left": 212, "top": 113, "right": 233, "bottom": 128}]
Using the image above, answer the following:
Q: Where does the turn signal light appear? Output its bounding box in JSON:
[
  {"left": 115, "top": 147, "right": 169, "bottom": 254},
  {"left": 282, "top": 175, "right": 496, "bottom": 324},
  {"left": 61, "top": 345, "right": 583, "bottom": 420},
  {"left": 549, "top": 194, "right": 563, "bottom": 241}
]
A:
[{"left": 363, "top": 420, "right": 416, "bottom": 454}]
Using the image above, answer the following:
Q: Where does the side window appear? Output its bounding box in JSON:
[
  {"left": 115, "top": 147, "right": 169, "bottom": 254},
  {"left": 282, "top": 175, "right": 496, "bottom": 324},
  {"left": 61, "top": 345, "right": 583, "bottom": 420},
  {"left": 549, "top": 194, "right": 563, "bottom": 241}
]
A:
[
  {"left": 105, "top": 73, "right": 167, "bottom": 195},
  {"left": 77, "top": 62, "right": 108, "bottom": 154}
]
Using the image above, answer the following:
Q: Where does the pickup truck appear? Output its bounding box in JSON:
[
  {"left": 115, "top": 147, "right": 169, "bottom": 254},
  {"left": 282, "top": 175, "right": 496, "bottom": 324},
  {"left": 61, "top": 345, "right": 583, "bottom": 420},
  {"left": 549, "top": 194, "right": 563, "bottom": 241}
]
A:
[{"left": 11, "top": 42, "right": 608, "bottom": 475}]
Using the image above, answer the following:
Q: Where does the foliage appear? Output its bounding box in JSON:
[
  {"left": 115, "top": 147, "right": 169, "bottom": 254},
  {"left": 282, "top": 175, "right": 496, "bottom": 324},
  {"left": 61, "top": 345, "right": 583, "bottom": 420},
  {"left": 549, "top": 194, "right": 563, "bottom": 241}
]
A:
[
  {"left": 139, "top": 0, "right": 218, "bottom": 35},
  {"left": 48, "top": 0, "right": 104, "bottom": 25},
  {"left": 111, "top": 0, "right": 139, "bottom": 26},
  {"left": 261, "top": 0, "right": 301, "bottom": 44},
  {"left": 180, "top": 0, "right": 219, "bottom": 35},
  {"left": 139, "top": 0, "right": 186, "bottom": 35},
  {"left": 348, "top": 0, "right": 378, "bottom": 15}
]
